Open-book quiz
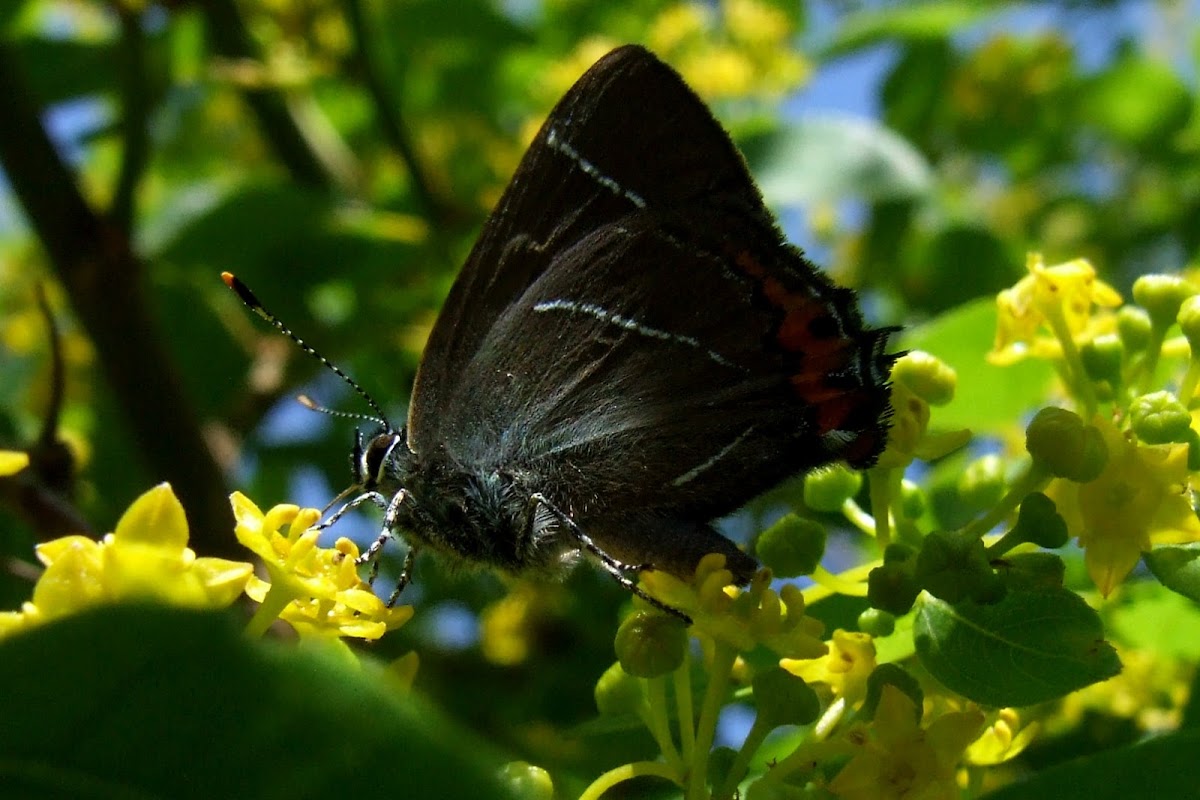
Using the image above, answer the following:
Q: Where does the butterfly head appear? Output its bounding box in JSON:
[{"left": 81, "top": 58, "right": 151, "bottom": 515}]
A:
[{"left": 352, "top": 427, "right": 407, "bottom": 491}]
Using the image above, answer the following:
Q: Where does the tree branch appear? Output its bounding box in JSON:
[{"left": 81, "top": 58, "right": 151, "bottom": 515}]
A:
[{"left": 0, "top": 43, "right": 238, "bottom": 557}]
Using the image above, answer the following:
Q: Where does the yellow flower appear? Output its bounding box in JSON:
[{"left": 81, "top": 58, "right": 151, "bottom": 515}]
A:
[
  {"left": 638, "top": 554, "right": 826, "bottom": 659},
  {"left": 874, "top": 381, "right": 971, "bottom": 469},
  {"left": 0, "top": 484, "right": 253, "bottom": 639},
  {"left": 232, "top": 492, "right": 412, "bottom": 640},
  {"left": 1048, "top": 416, "right": 1200, "bottom": 596},
  {"left": 828, "top": 685, "right": 985, "bottom": 800},
  {"left": 989, "top": 253, "right": 1121, "bottom": 366},
  {"left": 781, "top": 629, "right": 877, "bottom": 706},
  {"left": 0, "top": 450, "right": 29, "bottom": 475},
  {"left": 964, "top": 709, "right": 1040, "bottom": 766}
]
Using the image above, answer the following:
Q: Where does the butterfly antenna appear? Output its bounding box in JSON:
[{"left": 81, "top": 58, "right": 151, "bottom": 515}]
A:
[
  {"left": 222, "top": 272, "right": 392, "bottom": 430},
  {"left": 297, "top": 394, "right": 386, "bottom": 426}
]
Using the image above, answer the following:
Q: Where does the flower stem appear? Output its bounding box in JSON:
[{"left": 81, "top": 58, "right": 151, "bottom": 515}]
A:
[
  {"left": 959, "top": 462, "right": 1051, "bottom": 541},
  {"left": 244, "top": 577, "right": 296, "bottom": 638},
  {"left": 687, "top": 641, "right": 737, "bottom": 800},
  {"left": 867, "top": 467, "right": 894, "bottom": 550},
  {"left": 644, "top": 676, "right": 684, "bottom": 772},
  {"left": 675, "top": 648, "right": 696, "bottom": 761}
]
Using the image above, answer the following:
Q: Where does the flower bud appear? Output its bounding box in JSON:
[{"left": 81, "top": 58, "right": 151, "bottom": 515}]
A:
[
  {"left": 753, "top": 667, "right": 821, "bottom": 728},
  {"left": 756, "top": 515, "right": 826, "bottom": 578},
  {"left": 1010, "top": 492, "right": 1069, "bottom": 549},
  {"left": 594, "top": 661, "right": 644, "bottom": 715},
  {"left": 614, "top": 611, "right": 687, "bottom": 678},
  {"left": 892, "top": 350, "right": 957, "bottom": 406},
  {"left": 867, "top": 549, "right": 921, "bottom": 616},
  {"left": 803, "top": 464, "right": 863, "bottom": 512},
  {"left": 1132, "top": 274, "right": 1198, "bottom": 331},
  {"left": 1130, "top": 391, "right": 1192, "bottom": 444},
  {"left": 1080, "top": 333, "right": 1123, "bottom": 386},
  {"left": 1117, "top": 305, "right": 1152, "bottom": 353},
  {"left": 1179, "top": 295, "right": 1200, "bottom": 350},
  {"left": 857, "top": 607, "right": 896, "bottom": 637},
  {"left": 862, "top": 664, "right": 924, "bottom": 723},
  {"left": 498, "top": 762, "right": 554, "bottom": 800},
  {"left": 1025, "top": 407, "right": 1108, "bottom": 482}
]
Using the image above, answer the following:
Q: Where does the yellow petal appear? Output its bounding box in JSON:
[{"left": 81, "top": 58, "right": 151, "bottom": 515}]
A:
[
  {"left": 113, "top": 483, "right": 189, "bottom": 551},
  {"left": 0, "top": 450, "right": 30, "bottom": 476}
]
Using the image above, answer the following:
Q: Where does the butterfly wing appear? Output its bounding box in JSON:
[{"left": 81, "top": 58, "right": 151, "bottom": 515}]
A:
[{"left": 408, "top": 45, "right": 766, "bottom": 449}]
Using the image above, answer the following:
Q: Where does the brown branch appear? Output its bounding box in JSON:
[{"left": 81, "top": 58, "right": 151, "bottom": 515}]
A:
[
  {"left": 201, "top": 0, "right": 340, "bottom": 193},
  {"left": 343, "top": 0, "right": 452, "bottom": 225},
  {"left": 0, "top": 43, "right": 238, "bottom": 557}
]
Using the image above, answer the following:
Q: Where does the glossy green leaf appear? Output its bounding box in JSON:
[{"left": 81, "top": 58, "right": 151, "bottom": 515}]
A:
[
  {"left": 742, "top": 116, "right": 933, "bottom": 206},
  {"left": 980, "top": 728, "right": 1200, "bottom": 800},
  {"left": 0, "top": 604, "right": 517, "bottom": 799},
  {"left": 914, "top": 589, "right": 1121, "bottom": 707},
  {"left": 901, "top": 297, "right": 1056, "bottom": 431}
]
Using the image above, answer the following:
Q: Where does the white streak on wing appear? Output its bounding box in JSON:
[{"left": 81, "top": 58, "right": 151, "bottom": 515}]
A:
[
  {"left": 821, "top": 429, "right": 859, "bottom": 452},
  {"left": 547, "top": 127, "right": 647, "bottom": 209},
  {"left": 533, "top": 298, "right": 743, "bottom": 371},
  {"left": 672, "top": 425, "right": 756, "bottom": 487}
]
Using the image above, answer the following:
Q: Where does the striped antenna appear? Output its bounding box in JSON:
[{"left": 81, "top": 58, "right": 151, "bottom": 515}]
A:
[
  {"left": 297, "top": 394, "right": 386, "bottom": 425},
  {"left": 222, "top": 272, "right": 392, "bottom": 430}
]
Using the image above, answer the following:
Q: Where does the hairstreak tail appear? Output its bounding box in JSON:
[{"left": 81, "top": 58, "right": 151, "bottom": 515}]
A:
[{"left": 224, "top": 45, "right": 897, "bottom": 623}]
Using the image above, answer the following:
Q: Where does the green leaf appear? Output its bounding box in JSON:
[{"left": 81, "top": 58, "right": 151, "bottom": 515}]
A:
[
  {"left": 823, "top": 3, "right": 993, "bottom": 57},
  {"left": 901, "top": 297, "right": 1056, "bottom": 431},
  {"left": 1107, "top": 579, "right": 1200, "bottom": 660},
  {"left": 1080, "top": 54, "right": 1193, "bottom": 147},
  {"left": 914, "top": 588, "right": 1121, "bottom": 707},
  {"left": 0, "top": 605, "right": 517, "bottom": 799},
  {"left": 1144, "top": 543, "right": 1200, "bottom": 605},
  {"left": 979, "top": 728, "right": 1200, "bottom": 800},
  {"left": 741, "top": 116, "right": 933, "bottom": 206}
]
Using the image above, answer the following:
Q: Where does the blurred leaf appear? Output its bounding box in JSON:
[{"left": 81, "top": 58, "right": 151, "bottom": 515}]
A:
[
  {"left": 742, "top": 116, "right": 933, "bottom": 206},
  {"left": 823, "top": 3, "right": 992, "bottom": 57},
  {"left": 908, "top": 225, "right": 1017, "bottom": 312},
  {"left": 1080, "top": 53, "right": 1193, "bottom": 147},
  {"left": 0, "top": 604, "right": 517, "bottom": 799},
  {"left": 1107, "top": 580, "right": 1200, "bottom": 660},
  {"left": 901, "top": 298, "right": 1055, "bottom": 431},
  {"left": 979, "top": 728, "right": 1200, "bottom": 800},
  {"left": 915, "top": 589, "right": 1121, "bottom": 707}
]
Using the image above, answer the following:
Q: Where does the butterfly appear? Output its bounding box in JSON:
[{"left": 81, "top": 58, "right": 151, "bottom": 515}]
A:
[{"left": 225, "top": 45, "right": 896, "bottom": 622}]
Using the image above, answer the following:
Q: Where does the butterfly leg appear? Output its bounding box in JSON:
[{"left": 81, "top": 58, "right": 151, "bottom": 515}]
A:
[
  {"left": 312, "top": 490, "right": 388, "bottom": 532},
  {"left": 356, "top": 488, "right": 409, "bottom": 584},
  {"left": 528, "top": 493, "right": 692, "bottom": 625},
  {"left": 386, "top": 546, "right": 419, "bottom": 608}
]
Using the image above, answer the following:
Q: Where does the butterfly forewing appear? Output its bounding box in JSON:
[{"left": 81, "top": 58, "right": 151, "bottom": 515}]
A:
[{"left": 407, "top": 45, "right": 768, "bottom": 449}]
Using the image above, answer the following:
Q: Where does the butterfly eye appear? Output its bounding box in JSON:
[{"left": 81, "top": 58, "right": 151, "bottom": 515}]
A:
[{"left": 360, "top": 432, "right": 403, "bottom": 489}]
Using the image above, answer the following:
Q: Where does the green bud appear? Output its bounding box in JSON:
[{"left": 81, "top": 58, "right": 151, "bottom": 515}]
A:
[
  {"left": 756, "top": 515, "right": 826, "bottom": 578},
  {"left": 498, "top": 762, "right": 555, "bottom": 800},
  {"left": 1080, "top": 333, "right": 1124, "bottom": 387},
  {"left": 1133, "top": 274, "right": 1198, "bottom": 331},
  {"left": 1179, "top": 295, "right": 1200, "bottom": 350},
  {"left": 1025, "top": 407, "right": 1108, "bottom": 482},
  {"left": 915, "top": 530, "right": 993, "bottom": 603},
  {"left": 898, "top": 479, "right": 926, "bottom": 520},
  {"left": 891, "top": 350, "right": 957, "bottom": 406},
  {"left": 862, "top": 664, "right": 923, "bottom": 724},
  {"left": 803, "top": 464, "right": 863, "bottom": 512},
  {"left": 997, "top": 552, "right": 1066, "bottom": 591},
  {"left": 594, "top": 661, "right": 645, "bottom": 715},
  {"left": 1011, "top": 492, "right": 1070, "bottom": 549},
  {"left": 614, "top": 612, "right": 686, "bottom": 678},
  {"left": 753, "top": 667, "right": 821, "bottom": 728},
  {"left": 857, "top": 607, "right": 896, "bottom": 637},
  {"left": 958, "top": 454, "right": 1007, "bottom": 511},
  {"left": 1117, "top": 306, "right": 1153, "bottom": 353},
  {"left": 867, "top": 562, "right": 921, "bottom": 616},
  {"left": 1130, "top": 391, "right": 1192, "bottom": 444}
]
